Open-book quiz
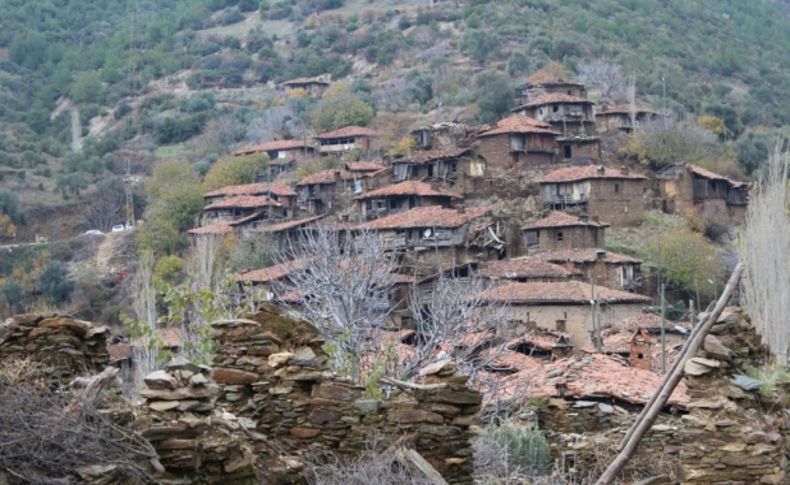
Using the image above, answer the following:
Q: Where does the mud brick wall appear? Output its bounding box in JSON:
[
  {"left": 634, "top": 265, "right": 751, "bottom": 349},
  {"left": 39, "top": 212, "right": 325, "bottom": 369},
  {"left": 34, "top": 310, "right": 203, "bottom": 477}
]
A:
[{"left": 211, "top": 304, "right": 481, "bottom": 484}]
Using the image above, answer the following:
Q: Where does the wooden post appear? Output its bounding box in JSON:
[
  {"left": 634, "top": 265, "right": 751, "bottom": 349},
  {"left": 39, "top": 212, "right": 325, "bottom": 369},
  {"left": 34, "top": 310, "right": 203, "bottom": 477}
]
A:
[
  {"left": 596, "top": 264, "right": 743, "bottom": 485},
  {"left": 660, "top": 284, "right": 667, "bottom": 373}
]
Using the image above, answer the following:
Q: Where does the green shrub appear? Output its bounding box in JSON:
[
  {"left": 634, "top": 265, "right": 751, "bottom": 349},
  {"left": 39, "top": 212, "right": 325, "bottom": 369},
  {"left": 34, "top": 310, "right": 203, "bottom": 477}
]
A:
[{"left": 483, "top": 420, "right": 550, "bottom": 477}]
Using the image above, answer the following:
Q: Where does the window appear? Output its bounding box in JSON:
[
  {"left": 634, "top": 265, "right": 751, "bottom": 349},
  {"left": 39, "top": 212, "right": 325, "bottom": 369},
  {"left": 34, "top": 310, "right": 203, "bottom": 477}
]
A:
[
  {"left": 556, "top": 231, "right": 564, "bottom": 241},
  {"left": 427, "top": 164, "right": 434, "bottom": 177},
  {"left": 552, "top": 104, "right": 559, "bottom": 112},
  {"left": 525, "top": 230, "right": 538, "bottom": 247},
  {"left": 614, "top": 183, "right": 620, "bottom": 193},
  {"left": 563, "top": 145, "right": 572, "bottom": 158}
]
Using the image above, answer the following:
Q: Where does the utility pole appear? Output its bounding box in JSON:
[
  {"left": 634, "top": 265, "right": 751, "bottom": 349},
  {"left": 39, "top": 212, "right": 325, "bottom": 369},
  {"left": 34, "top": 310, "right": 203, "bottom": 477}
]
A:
[
  {"left": 689, "top": 299, "right": 696, "bottom": 328},
  {"left": 661, "top": 72, "right": 667, "bottom": 126},
  {"left": 660, "top": 283, "right": 667, "bottom": 373},
  {"left": 123, "top": 159, "right": 135, "bottom": 229},
  {"left": 591, "top": 277, "right": 602, "bottom": 352}
]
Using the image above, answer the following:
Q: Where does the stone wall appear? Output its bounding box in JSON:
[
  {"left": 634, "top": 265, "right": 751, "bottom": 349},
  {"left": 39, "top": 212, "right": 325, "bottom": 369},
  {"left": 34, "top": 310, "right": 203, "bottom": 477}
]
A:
[
  {"left": 0, "top": 313, "right": 109, "bottom": 383},
  {"left": 210, "top": 304, "right": 481, "bottom": 483},
  {"left": 587, "top": 178, "right": 647, "bottom": 226}
]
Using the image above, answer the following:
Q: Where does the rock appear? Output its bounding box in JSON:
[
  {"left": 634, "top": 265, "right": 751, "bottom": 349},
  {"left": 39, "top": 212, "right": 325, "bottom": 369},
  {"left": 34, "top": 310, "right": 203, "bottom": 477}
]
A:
[
  {"left": 149, "top": 400, "right": 181, "bottom": 412},
  {"left": 731, "top": 374, "right": 762, "bottom": 392},
  {"left": 354, "top": 399, "right": 381, "bottom": 414},
  {"left": 140, "top": 384, "right": 220, "bottom": 401},
  {"left": 388, "top": 408, "right": 445, "bottom": 424},
  {"left": 290, "top": 426, "right": 319, "bottom": 439},
  {"left": 418, "top": 359, "right": 454, "bottom": 377},
  {"left": 572, "top": 400, "right": 597, "bottom": 408},
  {"left": 144, "top": 370, "right": 178, "bottom": 390},
  {"left": 597, "top": 403, "right": 614, "bottom": 414},
  {"left": 684, "top": 357, "right": 721, "bottom": 376},
  {"left": 189, "top": 373, "right": 208, "bottom": 386},
  {"left": 760, "top": 471, "right": 785, "bottom": 484},
  {"left": 268, "top": 352, "right": 295, "bottom": 368},
  {"left": 704, "top": 335, "right": 734, "bottom": 361},
  {"left": 213, "top": 368, "right": 259, "bottom": 385},
  {"left": 166, "top": 356, "right": 201, "bottom": 374},
  {"left": 291, "top": 346, "right": 316, "bottom": 365}
]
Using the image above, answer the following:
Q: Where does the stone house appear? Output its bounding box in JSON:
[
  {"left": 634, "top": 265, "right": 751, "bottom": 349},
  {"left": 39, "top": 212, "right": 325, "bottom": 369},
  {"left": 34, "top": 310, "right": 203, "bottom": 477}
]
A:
[
  {"left": 475, "top": 115, "right": 560, "bottom": 171},
  {"left": 521, "top": 211, "right": 608, "bottom": 252},
  {"left": 279, "top": 74, "right": 331, "bottom": 97},
  {"left": 595, "top": 105, "right": 660, "bottom": 133},
  {"left": 295, "top": 169, "right": 341, "bottom": 215},
  {"left": 538, "top": 165, "right": 648, "bottom": 226},
  {"left": 475, "top": 280, "right": 651, "bottom": 347},
  {"left": 655, "top": 164, "right": 748, "bottom": 225},
  {"left": 247, "top": 215, "right": 326, "bottom": 251},
  {"left": 237, "top": 258, "right": 313, "bottom": 300},
  {"left": 532, "top": 248, "right": 643, "bottom": 292},
  {"left": 313, "top": 126, "right": 378, "bottom": 157},
  {"left": 339, "top": 161, "right": 389, "bottom": 195},
  {"left": 353, "top": 181, "right": 462, "bottom": 219},
  {"left": 232, "top": 139, "right": 316, "bottom": 167},
  {"left": 203, "top": 182, "right": 298, "bottom": 211},
  {"left": 512, "top": 93, "right": 597, "bottom": 138},
  {"left": 410, "top": 122, "right": 470, "bottom": 151},
  {"left": 390, "top": 147, "right": 485, "bottom": 194},
  {"left": 201, "top": 195, "right": 287, "bottom": 223},
  {"left": 361, "top": 206, "right": 501, "bottom": 272},
  {"left": 515, "top": 69, "right": 588, "bottom": 105}
]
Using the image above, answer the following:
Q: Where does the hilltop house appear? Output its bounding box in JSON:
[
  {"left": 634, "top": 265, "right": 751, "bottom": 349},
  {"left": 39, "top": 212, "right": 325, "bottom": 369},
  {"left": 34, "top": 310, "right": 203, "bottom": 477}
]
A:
[
  {"left": 533, "top": 248, "right": 643, "bottom": 292},
  {"left": 361, "top": 206, "right": 501, "bottom": 271},
  {"left": 247, "top": 215, "right": 325, "bottom": 252},
  {"left": 314, "top": 126, "right": 378, "bottom": 157},
  {"left": 476, "top": 257, "right": 576, "bottom": 284},
  {"left": 655, "top": 164, "right": 748, "bottom": 225},
  {"left": 340, "top": 161, "right": 389, "bottom": 194},
  {"left": 295, "top": 169, "right": 341, "bottom": 215},
  {"left": 390, "top": 147, "right": 484, "bottom": 193},
  {"left": 201, "top": 195, "right": 287, "bottom": 224},
  {"left": 232, "top": 139, "right": 316, "bottom": 166},
  {"left": 237, "top": 258, "right": 313, "bottom": 299},
  {"left": 475, "top": 115, "right": 559, "bottom": 171},
  {"left": 538, "top": 165, "right": 648, "bottom": 226},
  {"left": 595, "top": 105, "right": 661, "bottom": 133},
  {"left": 353, "top": 181, "right": 462, "bottom": 219},
  {"left": 410, "top": 122, "right": 470, "bottom": 151},
  {"left": 516, "top": 69, "right": 588, "bottom": 105},
  {"left": 475, "top": 280, "right": 651, "bottom": 347},
  {"left": 203, "top": 182, "right": 298, "bottom": 210},
  {"left": 279, "top": 74, "right": 330, "bottom": 97},
  {"left": 522, "top": 211, "right": 609, "bottom": 252}
]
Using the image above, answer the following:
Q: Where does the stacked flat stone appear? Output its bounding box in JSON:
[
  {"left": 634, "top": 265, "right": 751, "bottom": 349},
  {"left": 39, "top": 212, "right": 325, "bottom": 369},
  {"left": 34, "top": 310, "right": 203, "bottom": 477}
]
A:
[
  {"left": 136, "top": 357, "right": 259, "bottom": 483},
  {"left": 210, "top": 304, "right": 481, "bottom": 484},
  {"left": 0, "top": 313, "right": 109, "bottom": 381}
]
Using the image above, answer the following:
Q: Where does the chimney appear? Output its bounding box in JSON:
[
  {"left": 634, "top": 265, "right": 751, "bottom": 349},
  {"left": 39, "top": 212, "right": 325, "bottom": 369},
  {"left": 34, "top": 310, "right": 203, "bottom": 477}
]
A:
[{"left": 597, "top": 165, "right": 606, "bottom": 175}]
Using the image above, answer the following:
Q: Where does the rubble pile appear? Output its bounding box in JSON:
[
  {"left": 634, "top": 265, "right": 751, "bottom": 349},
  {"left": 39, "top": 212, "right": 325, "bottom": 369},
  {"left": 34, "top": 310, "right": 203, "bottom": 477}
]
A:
[
  {"left": 678, "top": 307, "right": 787, "bottom": 484},
  {"left": 211, "top": 304, "right": 481, "bottom": 483},
  {"left": 0, "top": 313, "right": 109, "bottom": 381},
  {"left": 134, "top": 357, "right": 259, "bottom": 483}
]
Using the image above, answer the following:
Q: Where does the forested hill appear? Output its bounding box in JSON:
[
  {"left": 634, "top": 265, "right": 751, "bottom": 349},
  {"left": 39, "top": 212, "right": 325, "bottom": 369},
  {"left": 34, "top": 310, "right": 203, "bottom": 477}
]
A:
[{"left": 0, "top": 0, "right": 788, "bottom": 214}]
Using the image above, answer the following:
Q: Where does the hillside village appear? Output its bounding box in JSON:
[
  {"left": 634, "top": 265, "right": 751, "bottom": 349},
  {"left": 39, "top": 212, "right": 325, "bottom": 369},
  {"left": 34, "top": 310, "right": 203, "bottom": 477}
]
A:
[{"left": 1, "top": 1, "right": 790, "bottom": 484}]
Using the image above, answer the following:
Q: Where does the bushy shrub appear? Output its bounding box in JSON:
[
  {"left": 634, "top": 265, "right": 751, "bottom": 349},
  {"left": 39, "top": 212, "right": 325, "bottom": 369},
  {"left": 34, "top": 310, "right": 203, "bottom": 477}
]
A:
[
  {"left": 37, "top": 260, "right": 73, "bottom": 304},
  {"left": 479, "top": 421, "right": 551, "bottom": 477}
]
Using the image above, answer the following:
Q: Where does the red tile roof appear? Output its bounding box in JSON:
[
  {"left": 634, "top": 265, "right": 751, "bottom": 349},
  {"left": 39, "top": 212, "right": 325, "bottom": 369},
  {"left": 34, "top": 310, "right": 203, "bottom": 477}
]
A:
[
  {"left": 237, "top": 258, "right": 312, "bottom": 284},
  {"left": 296, "top": 169, "right": 339, "bottom": 186},
  {"left": 508, "top": 330, "right": 572, "bottom": 351},
  {"left": 538, "top": 165, "right": 647, "bottom": 183},
  {"left": 515, "top": 93, "right": 593, "bottom": 110},
  {"left": 339, "top": 167, "right": 388, "bottom": 181},
  {"left": 484, "top": 349, "right": 546, "bottom": 373},
  {"left": 361, "top": 206, "right": 490, "bottom": 230},
  {"left": 203, "top": 195, "right": 282, "bottom": 210},
  {"left": 522, "top": 211, "right": 609, "bottom": 230},
  {"left": 617, "top": 312, "right": 691, "bottom": 332},
  {"left": 690, "top": 165, "right": 746, "bottom": 188},
  {"left": 187, "top": 220, "right": 233, "bottom": 235},
  {"left": 497, "top": 353, "right": 689, "bottom": 408},
  {"left": 478, "top": 115, "right": 559, "bottom": 137},
  {"left": 533, "top": 248, "right": 642, "bottom": 265},
  {"left": 231, "top": 140, "right": 313, "bottom": 156},
  {"left": 393, "top": 147, "right": 471, "bottom": 165},
  {"left": 476, "top": 280, "right": 651, "bottom": 305},
  {"left": 345, "top": 161, "right": 386, "bottom": 172},
  {"left": 203, "top": 182, "right": 297, "bottom": 199},
  {"left": 314, "top": 126, "right": 378, "bottom": 140},
  {"left": 354, "top": 181, "right": 462, "bottom": 200},
  {"left": 253, "top": 215, "right": 326, "bottom": 234},
  {"left": 476, "top": 257, "right": 576, "bottom": 280}
]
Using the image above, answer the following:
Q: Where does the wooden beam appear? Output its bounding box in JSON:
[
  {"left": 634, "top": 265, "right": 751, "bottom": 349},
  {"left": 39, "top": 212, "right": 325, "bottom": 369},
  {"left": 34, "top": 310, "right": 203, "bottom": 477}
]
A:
[{"left": 594, "top": 263, "right": 743, "bottom": 485}]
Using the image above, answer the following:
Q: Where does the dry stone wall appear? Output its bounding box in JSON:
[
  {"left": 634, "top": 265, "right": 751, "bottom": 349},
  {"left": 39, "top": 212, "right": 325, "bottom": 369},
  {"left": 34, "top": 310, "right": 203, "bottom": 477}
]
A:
[{"left": 211, "top": 304, "right": 481, "bottom": 484}]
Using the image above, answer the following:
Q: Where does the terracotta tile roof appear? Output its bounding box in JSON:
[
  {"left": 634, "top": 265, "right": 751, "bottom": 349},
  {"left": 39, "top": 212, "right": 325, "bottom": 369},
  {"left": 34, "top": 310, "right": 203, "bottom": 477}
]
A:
[
  {"left": 515, "top": 93, "right": 593, "bottom": 110},
  {"left": 690, "top": 165, "right": 746, "bottom": 188},
  {"left": 237, "top": 258, "right": 312, "bottom": 284},
  {"left": 281, "top": 76, "right": 330, "bottom": 86},
  {"left": 361, "top": 206, "right": 490, "bottom": 230},
  {"left": 484, "top": 349, "right": 546, "bottom": 373},
  {"left": 393, "top": 147, "right": 471, "bottom": 165},
  {"left": 539, "top": 165, "right": 647, "bottom": 183},
  {"left": 314, "top": 126, "right": 378, "bottom": 140},
  {"left": 477, "top": 257, "right": 576, "bottom": 280},
  {"left": 296, "top": 169, "right": 339, "bottom": 186},
  {"left": 231, "top": 140, "right": 313, "bottom": 156},
  {"left": 478, "top": 115, "right": 559, "bottom": 137},
  {"left": 187, "top": 220, "right": 233, "bottom": 235},
  {"left": 617, "top": 312, "right": 691, "bottom": 332},
  {"left": 339, "top": 167, "right": 387, "bottom": 181},
  {"left": 203, "top": 195, "right": 282, "bottom": 211},
  {"left": 497, "top": 353, "right": 689, "bottom": 408},
  {"left": 533, "top": 248, "right": 642, "bottom": 265},
  {"left": 508, "top": 330, "right": 572, "bottom": 351},
  {"left": 345, "top": 161, "right": 386, "bottom": 172},
  {"left": 203, "top": 182, "right": 297, "bottom": 199},
  {"left": 253, "top": 215, "right": 326, "bottom": 234},
  {"left": 522, "top": 211, "right": 609, "bottom": 230},
  {"left": 476, "top": 281, "right": 651, "bottom": 305},
  {"left": 354, "top": 181, "right": 462, "bottom": 200}
]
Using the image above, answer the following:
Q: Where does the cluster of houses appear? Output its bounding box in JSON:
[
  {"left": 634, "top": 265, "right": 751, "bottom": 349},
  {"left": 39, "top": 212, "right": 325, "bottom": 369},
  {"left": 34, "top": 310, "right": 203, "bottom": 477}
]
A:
[{"left": 175, "top": 68, "right": 748, "bottom": 407}]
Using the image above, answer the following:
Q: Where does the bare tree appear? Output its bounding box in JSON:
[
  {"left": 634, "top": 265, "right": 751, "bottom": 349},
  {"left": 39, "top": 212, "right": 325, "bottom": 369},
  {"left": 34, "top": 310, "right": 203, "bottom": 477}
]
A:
[
  {"left": 741, "top": 142, "right": 790, "bottom": 365},
  {"left": 130, "top": 250, "right": 158, "bottom": 392},
  {"left": 82, "top": 178, "right": 125, "bottom": 231},
  {"left": 400, "top": 273, "right": 512, "bottom": 379},
  {"left": 272, "top": 226, "right": 399, "bottom": 381},
  {"left": 246, "top": 105, "right": 307, "bottom": 143},
  {"left": 189, "top": 233, "right": 223, "bottom": 291},
  {"left": 577, "top": 58, "right": 628, "bottom": 103}
]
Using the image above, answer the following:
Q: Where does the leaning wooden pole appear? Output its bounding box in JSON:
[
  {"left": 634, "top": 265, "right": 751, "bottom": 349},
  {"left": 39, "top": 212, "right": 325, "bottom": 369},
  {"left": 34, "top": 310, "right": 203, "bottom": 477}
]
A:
[{"left": 595, "top": 263, "right": 743, "bottom": 485}]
